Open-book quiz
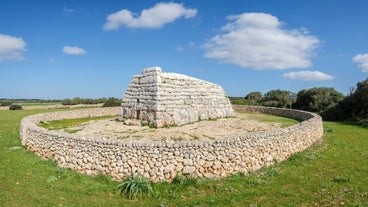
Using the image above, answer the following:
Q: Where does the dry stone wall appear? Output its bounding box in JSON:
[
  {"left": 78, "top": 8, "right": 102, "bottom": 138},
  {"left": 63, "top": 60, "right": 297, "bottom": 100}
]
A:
[
  {"left": 121, "top": 67, "right": 234, "bottom": 127},
  {"left": 20, "top": 106, "right": 323, "bottom": 182}
]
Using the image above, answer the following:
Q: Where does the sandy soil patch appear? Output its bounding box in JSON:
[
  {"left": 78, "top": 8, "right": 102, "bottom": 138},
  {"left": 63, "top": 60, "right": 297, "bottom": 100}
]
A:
[{"left": 70, "top": 112, "right": 287, "bottom": 141}]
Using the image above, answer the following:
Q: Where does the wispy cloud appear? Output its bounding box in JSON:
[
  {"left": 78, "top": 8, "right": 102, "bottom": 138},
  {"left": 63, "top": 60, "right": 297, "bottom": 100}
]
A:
[
  {"left": 0, "top": 34, "right": 27, "bottom": 62},
  {"left": 63, "top": 7, "right": 75, "bottom": 15},
  {"left": 62, "top": 46, "right": 86, "bottom": 55},
  {"left": 283, "top": 71, "right": 333, "bottom": 81},
  {"left": 203, "top": 12, "right": 320, "bottom": 70},
  {"left": 353, "top": 53, "right": 368, "bottom": 73},
  {"left": 176, "top": 46, "right": 184, "bottom": 52},
  {"left": 103, "top": 2, "right": 197, "bottom": 30}
]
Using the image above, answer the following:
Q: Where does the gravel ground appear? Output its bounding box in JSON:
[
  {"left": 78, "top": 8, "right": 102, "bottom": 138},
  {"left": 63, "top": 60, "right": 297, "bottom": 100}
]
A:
[{"left": 70, "top": 112, "right": 284, "bottom": 141}]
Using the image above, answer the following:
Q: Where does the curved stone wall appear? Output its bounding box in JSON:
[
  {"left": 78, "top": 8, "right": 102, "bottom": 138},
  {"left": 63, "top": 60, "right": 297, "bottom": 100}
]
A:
[{"left": 20, "top": 106, "right": 323, "bottom": 182}]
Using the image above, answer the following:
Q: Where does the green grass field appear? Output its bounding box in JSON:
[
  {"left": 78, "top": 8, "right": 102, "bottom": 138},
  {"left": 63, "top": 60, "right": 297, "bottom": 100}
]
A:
[
  {"left": 38, "top": 115, "right": 118, "bottom": 134},
  {"left": 18, "top": 102, "right": 62, "bottom": 106},
  {"left": 0, "top": 109, "right": 367, "bottom": 206}
]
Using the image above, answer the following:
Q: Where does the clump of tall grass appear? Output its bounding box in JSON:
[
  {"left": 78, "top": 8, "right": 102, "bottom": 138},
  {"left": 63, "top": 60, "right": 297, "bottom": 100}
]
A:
[{"left": 115, "top": 174, "right": 153, "bottom": 199}]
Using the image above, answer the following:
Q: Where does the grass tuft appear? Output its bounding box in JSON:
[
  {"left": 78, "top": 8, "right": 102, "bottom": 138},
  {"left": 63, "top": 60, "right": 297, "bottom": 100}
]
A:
[
  {"left": 333, "top": 176, "right": 350, "bottom": 183},
  {"left": 115, "top": 174, "right": 153, "bottom": 199},
  {"left": 172, "top": 174, "right": 198, "bottom": 186}
]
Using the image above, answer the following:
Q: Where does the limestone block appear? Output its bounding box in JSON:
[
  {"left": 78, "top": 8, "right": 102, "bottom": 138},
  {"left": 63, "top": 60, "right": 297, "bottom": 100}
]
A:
[
  {"left": 164, "top": 164, "right": 175, "bottom": 173},
  {"left": 183, "top": 158, "right": 193, "bottom": 166},
  {"left": 183, "top": 166, "right": 196, "bottom": 175}
]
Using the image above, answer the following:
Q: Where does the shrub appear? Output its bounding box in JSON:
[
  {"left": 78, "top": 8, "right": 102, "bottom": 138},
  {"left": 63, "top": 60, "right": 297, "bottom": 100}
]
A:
[
  {"left": 9, "top": 104, "right": 22, "bottom": 110},
  {"left": 244, "top": 91, "right": 263, "bottom": 102},
  {"left": 293, "top": 87, "right": 344, "bottom": 114},
  {"left": 102, "top": 97, "right": 121, "bottom": 107},
  {"left": 230, "top": 97, "right": 257, "bottom": 105},
  {"left": 340, "top": 78, "right": 368, "bottom": 120},
  {"left": 71, "top": 97, "right": 81, "bottom": 105},
  {"left": 61, "top": 98, "right": 73, "bottom": 105},
  {"left": 259, "top": 90, "right": 295, "bottom": 108},
  {"left": 115, "top": 174, "right": 153, "bottom": 199},
  {"left": 0, "top": 101, "right": 12, "bottom": 106}
]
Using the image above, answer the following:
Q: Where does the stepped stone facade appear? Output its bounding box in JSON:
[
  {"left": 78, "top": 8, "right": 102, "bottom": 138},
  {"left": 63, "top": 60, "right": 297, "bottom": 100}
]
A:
[{"left": 120, "top": 67, "right": 234, "bottom": 128}]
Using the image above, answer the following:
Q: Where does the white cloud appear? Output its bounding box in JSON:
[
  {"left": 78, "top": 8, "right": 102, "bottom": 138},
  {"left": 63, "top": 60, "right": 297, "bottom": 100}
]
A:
[
  {"left": 353, "top": 53, "right": 368, "bottom": 73},
  {"left": 203, "top": 12, "right": 320, "bottom": 70},
  {"left": 283, "top": 71, "right": 333, "bottom": 81},
  {"left": 62, "top": 46, "right": 86, "bottom": 55},
  {"left": 0, "top": 34, "right": 27, "bottom": 62},
  {"left": 103, "top": 2, "right": 197, "bottom": 30}
]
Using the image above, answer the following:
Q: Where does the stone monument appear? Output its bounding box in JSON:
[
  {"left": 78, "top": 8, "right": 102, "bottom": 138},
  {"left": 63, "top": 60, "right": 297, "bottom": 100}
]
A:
[{"left": 120, "top": 67, "right": 234, "bottom": 128}]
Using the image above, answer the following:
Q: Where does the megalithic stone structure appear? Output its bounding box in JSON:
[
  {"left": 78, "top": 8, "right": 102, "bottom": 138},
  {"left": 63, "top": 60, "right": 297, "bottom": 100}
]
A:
[{"left": 120, "top": 67, "right": 234, "bottom": 128}]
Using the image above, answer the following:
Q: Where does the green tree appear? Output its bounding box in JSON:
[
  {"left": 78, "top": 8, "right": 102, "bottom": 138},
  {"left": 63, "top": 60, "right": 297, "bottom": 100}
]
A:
[
  {"left": 260, "top": 90, "right": 295, "bottom": 108},
  {"left": 0, "top": 101, "right": 12, "bottom": 106},
  {"left": 102, "top": 97, "right": 121, "bottom": 107},
  {"left": 71, "top": 97, "right": 81, "bottom": 105},
  {"left": 96, "top": 97, "right": 107, "bottom": 104},
  {"left": 293, "top": 87, "right": 344, "bottom": 114},
  {"left": 339, "top": 78, "right": 368, "bottom": 120},
  {"left": 244, "top": 91, "right": 263, "bottom": 104},
  {"left": 61, "top": 98, "right": 72, "bottom": 105}
]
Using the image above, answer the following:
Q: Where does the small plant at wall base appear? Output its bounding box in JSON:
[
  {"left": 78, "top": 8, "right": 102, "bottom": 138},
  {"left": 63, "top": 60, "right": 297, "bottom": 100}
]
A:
[
  {"left": 9, "top": 104, "right": 22, "bottom": 110},
  {"left": 115, "top": 174, "right": 153, "bottom": 199}
]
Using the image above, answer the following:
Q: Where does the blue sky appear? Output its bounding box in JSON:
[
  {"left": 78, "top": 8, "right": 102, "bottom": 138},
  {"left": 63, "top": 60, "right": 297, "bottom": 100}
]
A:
[{"left": 1, "top": 0, "right": 368, "bottom": 99}]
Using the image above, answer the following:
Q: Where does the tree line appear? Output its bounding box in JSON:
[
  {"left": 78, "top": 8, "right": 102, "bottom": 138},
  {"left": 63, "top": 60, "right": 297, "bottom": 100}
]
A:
[
  {"left": 231, "top": 78, "right": 368, "bottom": 123},
  {"left": 0, "top": 97, "right": 121, "bottom": 108},
  {"left": 61, "top": 97, "right": 121, "bottom": 107}
]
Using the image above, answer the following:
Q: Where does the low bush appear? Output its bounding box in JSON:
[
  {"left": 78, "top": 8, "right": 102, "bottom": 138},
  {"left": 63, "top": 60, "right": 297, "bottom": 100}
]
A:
[
  {"left": 61, "top": 98, "right": 74, "bottom": 105},
  {"left": 9, "top": 104, "right": 22, "bottom": 110},
  {"left": 0, "top": 101, "right": 12, "bottom": 106},
  {"left": 230, "top": 97, "right": 257, "bottom": 105}
]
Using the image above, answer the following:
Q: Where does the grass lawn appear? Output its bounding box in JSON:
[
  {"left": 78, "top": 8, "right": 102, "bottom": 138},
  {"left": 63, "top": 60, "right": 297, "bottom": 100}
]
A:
[
  {"left": 0, "top": 109, "right": 367, "bottom": 206},
  {"left": 38, "top": 115, "right": 118, "bottom": 134}
]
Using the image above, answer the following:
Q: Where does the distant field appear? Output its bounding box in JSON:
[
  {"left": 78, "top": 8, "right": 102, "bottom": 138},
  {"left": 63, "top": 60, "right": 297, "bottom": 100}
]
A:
[
  {"left": 0, "top": 108, "right": 367, "bottom": 206},
  {"left": 19, "top": 102, "right": 62, "bottom": 106},
  {"left": 0, "top": 103, "right": 103, "bottom": 110}
]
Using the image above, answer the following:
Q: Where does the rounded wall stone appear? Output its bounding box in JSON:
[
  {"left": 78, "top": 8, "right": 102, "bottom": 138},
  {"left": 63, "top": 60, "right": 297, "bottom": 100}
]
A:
[{"left": 20, "top": 105, "right": 323, "bottom": 182}]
